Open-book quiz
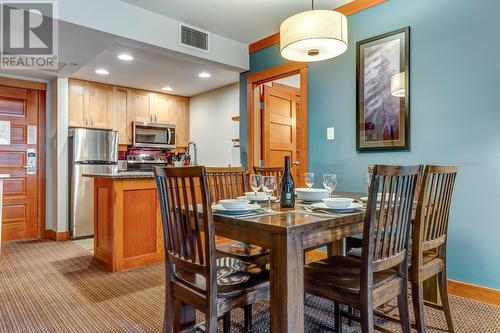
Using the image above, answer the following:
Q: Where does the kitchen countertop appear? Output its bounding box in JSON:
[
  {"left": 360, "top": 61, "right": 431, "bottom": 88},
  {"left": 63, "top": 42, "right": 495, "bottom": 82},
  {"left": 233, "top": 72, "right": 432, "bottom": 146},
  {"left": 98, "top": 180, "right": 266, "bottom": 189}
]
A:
[{"left": 82, "top": 171, "right": 154, "bottom": 179}]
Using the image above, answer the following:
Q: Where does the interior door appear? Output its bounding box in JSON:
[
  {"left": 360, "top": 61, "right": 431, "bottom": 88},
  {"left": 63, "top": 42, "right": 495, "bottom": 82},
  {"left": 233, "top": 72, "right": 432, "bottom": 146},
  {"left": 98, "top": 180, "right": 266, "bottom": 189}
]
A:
[
  {"left": 0, "top": 85, "right": 39, "bottom": 240},
  {"left": 262, "top": 84, "right": 299, "bottom": 180}
]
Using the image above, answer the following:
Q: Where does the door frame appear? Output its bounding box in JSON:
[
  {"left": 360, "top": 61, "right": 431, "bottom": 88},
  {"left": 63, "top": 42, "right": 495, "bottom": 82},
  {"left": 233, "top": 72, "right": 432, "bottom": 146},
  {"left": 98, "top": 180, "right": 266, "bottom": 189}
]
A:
[
  {"left": 0, "top": 77, "right": 46, "bottom": 239},
  {"left": 246, "top": 62, "right": 308, "bottom": 176}
]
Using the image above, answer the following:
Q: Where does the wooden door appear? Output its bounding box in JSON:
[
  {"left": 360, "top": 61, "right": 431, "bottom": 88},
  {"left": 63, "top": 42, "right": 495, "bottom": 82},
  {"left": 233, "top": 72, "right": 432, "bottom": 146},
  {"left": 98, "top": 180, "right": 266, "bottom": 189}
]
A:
[
  {"left": 113, "top": 87, "right": 131, "bottom": 145},
  {"left": 154, "top": 93, "right": 176, "bottom": 124},
  {"left": 68, "top": 79, "right": 89, "bottom": 127},
  {"left": 262, "top": 84, "right": 300, "bottom": 180},
  {"left": 175, "top": 96, "right": 190, "bottom": 147},
  {"left": 89, "top": 82, "right": 113, "bottom": 129},
  {"left": 131, "top": 90, "right": 154, "bottom": 123},
  {"left": 0, "top": 86, "right": 39, "bottom": 240}
]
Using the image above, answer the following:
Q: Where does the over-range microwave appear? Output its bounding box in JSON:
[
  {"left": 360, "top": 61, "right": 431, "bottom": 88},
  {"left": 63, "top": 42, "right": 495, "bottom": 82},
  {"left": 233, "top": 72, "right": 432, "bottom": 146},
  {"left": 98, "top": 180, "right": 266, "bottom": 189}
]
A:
[{"left": 132, "top": 121, "right": 176, "bottom": 149}]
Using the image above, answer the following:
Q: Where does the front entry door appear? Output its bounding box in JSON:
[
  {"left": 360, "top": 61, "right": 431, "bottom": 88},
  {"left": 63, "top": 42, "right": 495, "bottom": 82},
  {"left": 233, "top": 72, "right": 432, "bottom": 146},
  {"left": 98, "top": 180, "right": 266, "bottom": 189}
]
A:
[
  {"left": 262, "top": 84, "right": 304, "bottom": 183},
  {"left": 0, "top": 85, "right": 40, "bottom": 240}
]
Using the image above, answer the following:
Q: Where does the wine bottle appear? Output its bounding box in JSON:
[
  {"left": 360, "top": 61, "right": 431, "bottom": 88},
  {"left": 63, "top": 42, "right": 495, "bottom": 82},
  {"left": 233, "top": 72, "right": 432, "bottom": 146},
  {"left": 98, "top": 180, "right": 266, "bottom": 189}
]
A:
[{"left": 280, "top": 156, "right": 295, "bottom": 208}]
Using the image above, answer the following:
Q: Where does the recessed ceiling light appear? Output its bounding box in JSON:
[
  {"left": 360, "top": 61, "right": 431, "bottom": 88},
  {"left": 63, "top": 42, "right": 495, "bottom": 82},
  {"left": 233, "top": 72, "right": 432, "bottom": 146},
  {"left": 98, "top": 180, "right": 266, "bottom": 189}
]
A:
[
  {"left": 117, "top": 54, "right": 133, "bottom": 61},
  {"left": 95, "top": 68, "right": 109, "bottom": 75},
  {"left": 198, "top": 72, "right": 211, "bottom": 78},
  {"left": 162, "top": 86, "right": 173, "bottom": 92}
]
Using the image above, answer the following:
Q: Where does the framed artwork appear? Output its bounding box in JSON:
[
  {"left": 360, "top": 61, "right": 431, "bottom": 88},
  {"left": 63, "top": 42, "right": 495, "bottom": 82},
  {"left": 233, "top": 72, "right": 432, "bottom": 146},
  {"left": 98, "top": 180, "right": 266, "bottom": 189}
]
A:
[{"left": 356, "top": 27, "right": 410, "bottom": 151}]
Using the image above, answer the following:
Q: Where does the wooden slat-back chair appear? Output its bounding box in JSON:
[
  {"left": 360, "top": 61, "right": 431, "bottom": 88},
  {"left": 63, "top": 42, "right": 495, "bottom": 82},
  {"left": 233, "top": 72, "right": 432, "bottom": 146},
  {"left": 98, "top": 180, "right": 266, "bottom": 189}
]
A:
[
  {"left": 154, "top": 166, "right": 269, "bottom": 332},
  {"left": 305, "top": 165, "right": 422, "bottom": 333},
  {"left": 205, "top": 167, "right": 270, "bottom": 268},
  {"left": 410, "top": 165, "right": 458, "bottom": 333},
  {"left": 253, "top": 166, "right": 284, "bottom": 189}
]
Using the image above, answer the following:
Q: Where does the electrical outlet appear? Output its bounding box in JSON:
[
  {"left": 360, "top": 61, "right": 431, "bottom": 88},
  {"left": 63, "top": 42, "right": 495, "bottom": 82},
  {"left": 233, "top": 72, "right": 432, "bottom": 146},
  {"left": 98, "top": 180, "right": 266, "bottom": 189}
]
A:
[{"left": 327, "top": 127, "right": 335, "bottom": 140}]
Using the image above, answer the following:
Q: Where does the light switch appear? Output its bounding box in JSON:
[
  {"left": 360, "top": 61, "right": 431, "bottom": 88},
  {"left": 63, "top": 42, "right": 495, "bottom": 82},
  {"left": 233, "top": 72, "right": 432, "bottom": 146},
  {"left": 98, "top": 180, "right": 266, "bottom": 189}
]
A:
[{"left": 327, "top": 127, "right": 335, "bottom": 140}]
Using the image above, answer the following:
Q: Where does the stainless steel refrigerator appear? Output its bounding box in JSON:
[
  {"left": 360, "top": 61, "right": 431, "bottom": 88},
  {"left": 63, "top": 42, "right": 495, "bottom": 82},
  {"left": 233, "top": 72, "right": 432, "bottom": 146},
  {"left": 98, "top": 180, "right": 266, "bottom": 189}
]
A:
[{"left": 68, "top": 128, "right": 118, "bottom": 238}]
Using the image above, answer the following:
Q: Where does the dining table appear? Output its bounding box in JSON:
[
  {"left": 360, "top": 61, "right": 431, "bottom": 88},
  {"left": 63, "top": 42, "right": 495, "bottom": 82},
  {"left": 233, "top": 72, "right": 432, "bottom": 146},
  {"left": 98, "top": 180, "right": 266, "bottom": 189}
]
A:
[{"left": 180, "top": 191, "right": 368, "bottom": 332}]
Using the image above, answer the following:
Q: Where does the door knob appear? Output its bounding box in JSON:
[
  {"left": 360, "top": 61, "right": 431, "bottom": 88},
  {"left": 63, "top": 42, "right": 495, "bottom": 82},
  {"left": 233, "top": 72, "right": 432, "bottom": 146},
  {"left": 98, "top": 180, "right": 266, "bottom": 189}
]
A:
[{"left": 292, "top": 160, "right": 300, "bottom": 166}]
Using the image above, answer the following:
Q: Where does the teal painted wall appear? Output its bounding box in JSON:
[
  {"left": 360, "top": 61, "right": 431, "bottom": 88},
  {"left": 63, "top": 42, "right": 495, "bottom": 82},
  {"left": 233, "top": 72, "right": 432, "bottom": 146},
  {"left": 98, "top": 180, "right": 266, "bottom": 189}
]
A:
[{"left": 240, "top": 0, "right": 500, "bottom": 289}]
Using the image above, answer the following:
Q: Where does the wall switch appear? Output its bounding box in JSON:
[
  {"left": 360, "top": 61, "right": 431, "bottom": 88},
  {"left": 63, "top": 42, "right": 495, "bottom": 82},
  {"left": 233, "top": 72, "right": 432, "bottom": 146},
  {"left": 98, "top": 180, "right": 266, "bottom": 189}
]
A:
[{"left": 327, "top": 127, "right": 335, "bottom": 140}]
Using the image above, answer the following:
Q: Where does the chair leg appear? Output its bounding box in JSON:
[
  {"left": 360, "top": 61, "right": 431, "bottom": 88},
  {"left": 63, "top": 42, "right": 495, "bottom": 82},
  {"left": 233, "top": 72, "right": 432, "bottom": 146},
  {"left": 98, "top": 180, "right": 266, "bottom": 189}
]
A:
[
  {"left": 163, "top": 290, "right": 174, "bottom": 333},
  {"left": 397, "top": 285, "right": 411, "bottom": 333},
  {"left": 243, "top": 304, "right": 253, "bottom": 332},
  {"left": 173, "top": 299, "right": 183, "bottom": 333},
  {"left": 347, "top": 306, "right": 353, "bottom": 327},
  {"left": 411, "top": 281, "right": 427, "bottom": 333},
  {"left": 359, "top": 302, "right": 374, "bottom": 333},
  {"left": 438, "top": 271, "right": 455, "bottom": 332},
  {"left": 222, "top": 311, "right": 231, "bottom": 333},
  {"left": 334, "top": 302, "right": 341, "bottom": 333},
  {"left": 206, "top": 310, "right": 218, "bottom": 333}
]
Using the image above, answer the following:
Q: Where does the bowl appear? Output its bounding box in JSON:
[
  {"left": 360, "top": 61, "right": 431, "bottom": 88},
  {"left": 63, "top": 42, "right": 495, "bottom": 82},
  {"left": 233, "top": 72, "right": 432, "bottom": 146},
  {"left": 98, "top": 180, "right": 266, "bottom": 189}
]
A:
[
  {"left": 219, "top": 199, "right": 250, "bottom": 210},
  {"left": 295, "top": 188, "right": 330, "bottom": 202},
  {"left": 244, "top": 192, "right": 267, "bottom": 200},
  {"left": 322, "top": 197, "right": 354, "bottom": 209}
]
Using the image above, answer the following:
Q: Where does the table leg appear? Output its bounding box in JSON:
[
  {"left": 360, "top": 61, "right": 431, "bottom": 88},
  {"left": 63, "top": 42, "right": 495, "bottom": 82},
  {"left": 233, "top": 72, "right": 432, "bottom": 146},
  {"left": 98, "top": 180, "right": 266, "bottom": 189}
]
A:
[
  {"left": 270, "top": 233, "right": 304, "bottom": 333},
  {"left": 327, "top": 239, "right": 345, "bottom": 256}
]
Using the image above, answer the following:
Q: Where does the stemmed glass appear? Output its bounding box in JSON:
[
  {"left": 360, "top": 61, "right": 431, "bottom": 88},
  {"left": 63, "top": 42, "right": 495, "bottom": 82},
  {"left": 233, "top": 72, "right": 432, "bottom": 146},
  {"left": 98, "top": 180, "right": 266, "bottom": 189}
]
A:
[
  {"left": 323, "top": 174, "right": 338, "bottom": 197},
  {"left": 262, "top": 176, "right": 277, "bottom": 212},
  {"left": 305, "top": 172, "right": 314, "bottom": 188},
  {"left": 249, "top": 174, "right": 263, "bottom": 198}
]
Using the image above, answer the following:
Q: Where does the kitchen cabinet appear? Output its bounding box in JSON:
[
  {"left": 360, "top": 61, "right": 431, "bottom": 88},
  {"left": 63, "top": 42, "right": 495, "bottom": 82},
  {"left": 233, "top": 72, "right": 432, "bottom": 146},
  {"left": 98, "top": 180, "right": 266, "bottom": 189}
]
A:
[
  {"left": 68, "top": 79, "right": 90, "bottom": 127},
  {"left": 153, "top": 93, "right": 176, "bottom": 125},
  {"left": 88, "top": 82, "right": 113, "bottom": 129},
  {"left": 113, "top": 86, "right": 131, "bottom": 145},
  {"left": 176, "top": 96, "right": 190, "bottom": 147},
  {"left": 131, "top": 89, "right": 154, "bottom": 123},
  {"left": 68, "top": 79, "right": 113, "bottom": 129}
]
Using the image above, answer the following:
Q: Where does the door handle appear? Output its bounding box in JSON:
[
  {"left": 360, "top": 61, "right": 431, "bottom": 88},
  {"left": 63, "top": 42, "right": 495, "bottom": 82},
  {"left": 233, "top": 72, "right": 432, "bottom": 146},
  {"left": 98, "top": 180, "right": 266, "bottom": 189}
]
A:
[{"left": 292, "top": 160, "right": 300, "bottom": 167}]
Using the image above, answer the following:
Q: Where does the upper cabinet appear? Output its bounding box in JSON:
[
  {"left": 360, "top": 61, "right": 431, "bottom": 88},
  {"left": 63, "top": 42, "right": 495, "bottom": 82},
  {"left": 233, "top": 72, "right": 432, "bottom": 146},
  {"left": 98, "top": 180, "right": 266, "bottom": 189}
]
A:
[
  {"left": 68, "top": 79, "right": 89, "bottom": 127},
  {"left": 131, "top": 90, "right": 154, "bottom": 123},
  {"left": 68, "top": 79, "right": 113, "bottom": 130},
  {"left": 113, "top": 87, "right": 131, "bottom": 145},
  {"left": 68, "top": 79, "right": 190, "bottom": 148}
]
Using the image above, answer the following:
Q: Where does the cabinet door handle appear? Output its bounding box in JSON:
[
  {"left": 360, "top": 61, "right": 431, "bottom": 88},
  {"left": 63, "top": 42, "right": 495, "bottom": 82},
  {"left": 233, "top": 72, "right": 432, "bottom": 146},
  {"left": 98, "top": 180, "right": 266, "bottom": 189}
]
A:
[
  {"left": 85, "top": 118, "right": 88, "bottom": 126},
  {"left": 91, "top": 118, "right": 94, "bottom": 126}
]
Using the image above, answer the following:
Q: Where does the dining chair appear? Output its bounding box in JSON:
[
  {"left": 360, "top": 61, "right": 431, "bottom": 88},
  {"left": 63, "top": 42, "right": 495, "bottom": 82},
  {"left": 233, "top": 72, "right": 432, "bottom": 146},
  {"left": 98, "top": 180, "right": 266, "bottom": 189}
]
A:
[
  {"left": 253, "top": 166, "right": 284, "bottom": 189},
  {"left": 304, "top": 165, "right": 422, "bottom": 333},
  {"left": 154, "top": 166, "right": 269, "bottom": 332},
  {"left": 410, "top": 165, "right": 458, "bottom": 333},
  {"left": 205, "top": 167, "right": 270, "bottom": 267}
]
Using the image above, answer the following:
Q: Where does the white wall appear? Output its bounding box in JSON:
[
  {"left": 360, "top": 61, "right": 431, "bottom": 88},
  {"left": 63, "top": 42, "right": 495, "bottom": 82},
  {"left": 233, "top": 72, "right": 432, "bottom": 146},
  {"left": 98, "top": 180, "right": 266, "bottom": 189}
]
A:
[{"left": 189, "top": 83, "right": 239, "bottom": 167}]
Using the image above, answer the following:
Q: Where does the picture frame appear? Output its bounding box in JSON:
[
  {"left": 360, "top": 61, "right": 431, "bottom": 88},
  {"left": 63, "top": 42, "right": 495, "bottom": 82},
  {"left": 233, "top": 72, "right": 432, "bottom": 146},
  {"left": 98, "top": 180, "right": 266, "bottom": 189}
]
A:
[{"left": 356, "top": 27, "right": 410, "bottom": 151}]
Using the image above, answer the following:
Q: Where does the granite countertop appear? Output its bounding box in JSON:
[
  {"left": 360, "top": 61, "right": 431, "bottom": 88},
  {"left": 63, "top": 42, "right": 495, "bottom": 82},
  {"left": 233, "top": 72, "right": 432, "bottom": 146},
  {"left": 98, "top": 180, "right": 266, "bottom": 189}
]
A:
[{"left": 82, "top": 171, "right": 154, "bottom": 179}]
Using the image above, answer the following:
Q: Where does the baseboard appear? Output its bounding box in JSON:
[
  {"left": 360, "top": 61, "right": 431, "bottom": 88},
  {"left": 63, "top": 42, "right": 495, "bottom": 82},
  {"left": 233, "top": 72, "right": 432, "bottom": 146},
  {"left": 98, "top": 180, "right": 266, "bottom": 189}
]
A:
[
  {"left": 448, "top": 280, "right": 500, "bottom": 306},
  {"left": 44, "top": 230, "right": 70, "bottom": 241}
]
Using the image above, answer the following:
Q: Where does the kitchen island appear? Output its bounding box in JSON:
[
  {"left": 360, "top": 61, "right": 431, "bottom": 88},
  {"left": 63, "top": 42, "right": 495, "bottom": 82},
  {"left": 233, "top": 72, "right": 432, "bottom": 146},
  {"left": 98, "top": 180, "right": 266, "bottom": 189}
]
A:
[{"left": 83, "top": 171, "right": 163, "bottom": 272}]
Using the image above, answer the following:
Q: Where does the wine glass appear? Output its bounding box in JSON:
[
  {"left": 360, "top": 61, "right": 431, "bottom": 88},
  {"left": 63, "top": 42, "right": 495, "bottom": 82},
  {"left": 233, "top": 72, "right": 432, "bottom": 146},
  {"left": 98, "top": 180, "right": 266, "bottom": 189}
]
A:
[
  {"left": 323, "top": 174, "right": 338, "bottom": 197},
  {"left": 249, "top": 174, "right": 263, "bottom": 198},
  {"left": 304, "top": 172, "right": 314, "bottom": 188},
  {"left": 262, "top": 176, "right": 277, "bottom": 211}
]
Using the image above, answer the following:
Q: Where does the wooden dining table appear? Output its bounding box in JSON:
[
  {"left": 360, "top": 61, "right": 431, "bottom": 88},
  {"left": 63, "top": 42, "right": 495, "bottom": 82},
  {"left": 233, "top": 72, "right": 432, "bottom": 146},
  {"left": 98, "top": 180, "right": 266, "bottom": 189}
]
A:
[{"left": 178, "top": 191, "right": 367, "bottom": 332}]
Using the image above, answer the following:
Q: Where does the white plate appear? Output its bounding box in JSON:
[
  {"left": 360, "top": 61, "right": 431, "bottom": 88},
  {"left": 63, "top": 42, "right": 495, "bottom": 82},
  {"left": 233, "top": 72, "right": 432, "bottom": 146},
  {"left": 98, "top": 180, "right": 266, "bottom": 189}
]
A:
[
  {"left": 238, "top": 195, "right": 277, "bottom": 202},
  {"left": 310, "top": 202, "right": 364, "bottom": 213},
  {"left": 295, "top": 188, "right": 330, "bottom": 202},
  {"left": 219, "top": 199, "right": 250, "bottom": 210},
  {"left": 212, "top": 203, "right": 261, "bottom": 215}
]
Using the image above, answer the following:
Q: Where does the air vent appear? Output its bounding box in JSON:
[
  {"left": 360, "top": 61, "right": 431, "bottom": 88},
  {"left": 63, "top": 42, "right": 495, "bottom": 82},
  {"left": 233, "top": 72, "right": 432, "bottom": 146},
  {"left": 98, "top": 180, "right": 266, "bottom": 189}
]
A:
[{"left": 180, "top": 24, "right": 209, "bottom": 52}]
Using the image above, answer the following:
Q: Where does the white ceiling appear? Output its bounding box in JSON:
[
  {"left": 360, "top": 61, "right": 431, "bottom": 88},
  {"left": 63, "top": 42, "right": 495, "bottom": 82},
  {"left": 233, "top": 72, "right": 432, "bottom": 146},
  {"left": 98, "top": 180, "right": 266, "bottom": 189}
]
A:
[
  {"left": 120, "top": 0, "right": 352, "bottom": 43},
  {"left": 72, "top": 42, "right": 240, "bottom": 97}
]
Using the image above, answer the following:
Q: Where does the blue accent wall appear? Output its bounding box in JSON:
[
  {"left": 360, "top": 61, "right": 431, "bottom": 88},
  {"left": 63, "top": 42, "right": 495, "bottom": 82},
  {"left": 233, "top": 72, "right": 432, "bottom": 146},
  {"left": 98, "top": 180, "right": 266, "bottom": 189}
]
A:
[{"left": 240, "top": 0, "right": 500, "bottom": 289}]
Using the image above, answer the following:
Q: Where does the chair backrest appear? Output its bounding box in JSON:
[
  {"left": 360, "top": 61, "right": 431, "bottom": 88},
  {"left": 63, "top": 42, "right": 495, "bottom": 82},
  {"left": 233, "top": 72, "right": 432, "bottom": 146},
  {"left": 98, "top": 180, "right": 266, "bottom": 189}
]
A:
[
  {"left": 254, "top": 166, "right": 284, "bottom": 188},
  {"left": 205, "top": 167, "right": 248, "bottom": 202},
  {"left": 154, "top": 166, "right": 217, "bottom": 301},
  {"left": 362, "top": 165, "right": 422, "bottom": 274},
  {"left": 413, "top": 165, "right": 458, "bottom": 258}
]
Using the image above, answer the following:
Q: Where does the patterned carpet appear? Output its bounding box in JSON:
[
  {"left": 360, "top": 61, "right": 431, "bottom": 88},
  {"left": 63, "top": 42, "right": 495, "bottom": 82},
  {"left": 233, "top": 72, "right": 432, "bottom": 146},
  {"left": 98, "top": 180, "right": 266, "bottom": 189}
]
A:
[{"left": 0, "top": 240, "right": 498, "bottom": 332}]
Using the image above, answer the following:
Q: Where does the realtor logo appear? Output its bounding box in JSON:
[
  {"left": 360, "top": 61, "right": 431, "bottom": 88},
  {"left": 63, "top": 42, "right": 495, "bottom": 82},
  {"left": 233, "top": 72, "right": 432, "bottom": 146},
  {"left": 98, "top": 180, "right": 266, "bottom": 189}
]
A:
[{"left": 0, "top": 1, "right": 58, "bottom": 69}]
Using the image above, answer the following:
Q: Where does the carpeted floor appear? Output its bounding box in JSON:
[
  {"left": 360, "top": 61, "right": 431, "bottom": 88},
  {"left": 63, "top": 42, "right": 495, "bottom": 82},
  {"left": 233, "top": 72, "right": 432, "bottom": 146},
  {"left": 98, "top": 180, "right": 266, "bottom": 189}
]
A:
[{"left": 0, "top": 240, "right": 498, "bottom": 332}]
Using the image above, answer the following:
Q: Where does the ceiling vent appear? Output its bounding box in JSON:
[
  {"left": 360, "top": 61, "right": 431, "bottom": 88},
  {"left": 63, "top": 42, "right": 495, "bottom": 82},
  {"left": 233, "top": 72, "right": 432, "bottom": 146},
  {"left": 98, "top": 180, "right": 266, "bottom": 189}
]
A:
[{"left": 180, "top": 24, "right": 209, "bottom": 52}]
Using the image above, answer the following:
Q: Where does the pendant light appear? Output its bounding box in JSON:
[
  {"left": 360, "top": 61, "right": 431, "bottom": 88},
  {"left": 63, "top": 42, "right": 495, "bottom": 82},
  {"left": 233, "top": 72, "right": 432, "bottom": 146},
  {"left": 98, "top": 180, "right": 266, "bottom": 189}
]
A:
[{"left": 280, "top": 0, "right": 348, "bottom": 62}]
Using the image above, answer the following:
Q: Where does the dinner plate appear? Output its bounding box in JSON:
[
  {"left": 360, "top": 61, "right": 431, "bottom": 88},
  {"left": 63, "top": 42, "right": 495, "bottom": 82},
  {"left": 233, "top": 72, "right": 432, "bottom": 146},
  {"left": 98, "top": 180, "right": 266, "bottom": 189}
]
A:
[
  {"left": 238, "top": 195, "right": 277, "bottom": 202},
  {"left": 310, "top": 202, "right": 364, "bottom": 213},
  {"left": 212, "top": 203, "right": 261, "bottom": 215}
]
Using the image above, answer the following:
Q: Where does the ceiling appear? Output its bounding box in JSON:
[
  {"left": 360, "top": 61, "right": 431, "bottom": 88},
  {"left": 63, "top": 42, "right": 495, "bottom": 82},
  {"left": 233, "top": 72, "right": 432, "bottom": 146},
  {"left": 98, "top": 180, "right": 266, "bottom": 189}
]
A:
[
  {"left": 72, "top": 42, "right": 240, "bottom": 97},
  {"left": 120, "top": 0, "right": 352, "bottom": 44}
]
